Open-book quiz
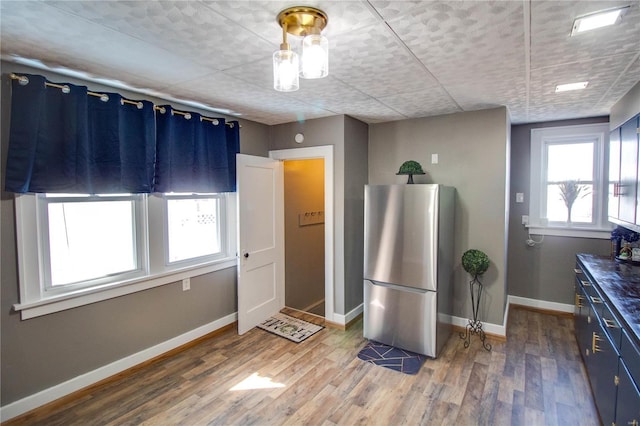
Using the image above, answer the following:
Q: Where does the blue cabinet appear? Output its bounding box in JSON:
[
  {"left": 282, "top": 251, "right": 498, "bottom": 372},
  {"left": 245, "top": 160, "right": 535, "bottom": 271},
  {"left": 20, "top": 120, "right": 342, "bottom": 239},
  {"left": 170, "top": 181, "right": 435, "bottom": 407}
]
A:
[
  {"left": 617, "top": 358, "right": 640, "bottom": 426},
  {"left": 575, "top": 257, "right": 640, "bottom": 426}
]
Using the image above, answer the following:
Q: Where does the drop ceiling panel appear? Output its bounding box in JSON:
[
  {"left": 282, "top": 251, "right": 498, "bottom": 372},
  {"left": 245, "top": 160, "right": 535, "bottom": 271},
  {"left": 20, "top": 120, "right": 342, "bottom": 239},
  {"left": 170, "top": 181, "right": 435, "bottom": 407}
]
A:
[
  {"left": 45, "top": 0, "right": 273, "bottom": 72},
  {"left": 529, "top": 53, "right": 638, "bottom": 119},
  {"left": 330, "top": 23, "right": 440, "bottom": 98},
  {"left": 531, "top": 0, "right": 640, "bottom": 70},
  {"left": 204, "top": 0, "right": 379, "bottom": 41},
  {"left": 387, "top": 1, "right": 525, "bottom": 85},
  {"left": 379, "top": 86, "right": 462, "bottom": 119}
]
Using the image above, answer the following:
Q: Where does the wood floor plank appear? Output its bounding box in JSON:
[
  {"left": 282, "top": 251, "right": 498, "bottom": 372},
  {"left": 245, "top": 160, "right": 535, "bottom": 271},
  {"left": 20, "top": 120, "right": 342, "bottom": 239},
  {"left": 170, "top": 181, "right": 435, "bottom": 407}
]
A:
[{"left": 4, "top": 308, "right": 599, "bottom": 426}]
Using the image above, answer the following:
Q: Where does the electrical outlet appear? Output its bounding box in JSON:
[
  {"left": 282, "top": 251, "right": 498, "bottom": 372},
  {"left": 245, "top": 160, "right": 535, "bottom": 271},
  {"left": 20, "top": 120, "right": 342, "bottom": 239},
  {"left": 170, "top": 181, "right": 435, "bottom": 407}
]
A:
[
  {"left": 522, "top": 215, "right": 529, "bottom": 225},
  {"left": 182, "top": 278, "right": 190, "bottom": 291}
]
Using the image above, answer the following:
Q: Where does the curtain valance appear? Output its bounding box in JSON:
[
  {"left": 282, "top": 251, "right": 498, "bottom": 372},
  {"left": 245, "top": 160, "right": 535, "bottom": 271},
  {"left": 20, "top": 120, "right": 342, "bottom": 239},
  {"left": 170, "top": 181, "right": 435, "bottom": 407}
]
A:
[{"left": 5, "top": 73, "right": 240, "bottom": 194}]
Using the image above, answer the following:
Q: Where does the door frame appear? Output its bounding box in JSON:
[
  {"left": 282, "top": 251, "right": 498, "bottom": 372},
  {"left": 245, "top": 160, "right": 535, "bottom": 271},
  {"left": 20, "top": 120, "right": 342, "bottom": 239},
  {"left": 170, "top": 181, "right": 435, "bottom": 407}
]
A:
[{"left": 269, "top": 145, "right": 335, "bottom": 323}]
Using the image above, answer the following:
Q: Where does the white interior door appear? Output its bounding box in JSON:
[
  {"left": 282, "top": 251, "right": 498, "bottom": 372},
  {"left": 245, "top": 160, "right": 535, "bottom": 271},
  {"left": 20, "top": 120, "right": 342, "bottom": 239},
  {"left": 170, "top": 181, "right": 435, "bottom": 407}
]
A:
[{"left": 236, "top": 154, "right": 284, "bottom": 334}]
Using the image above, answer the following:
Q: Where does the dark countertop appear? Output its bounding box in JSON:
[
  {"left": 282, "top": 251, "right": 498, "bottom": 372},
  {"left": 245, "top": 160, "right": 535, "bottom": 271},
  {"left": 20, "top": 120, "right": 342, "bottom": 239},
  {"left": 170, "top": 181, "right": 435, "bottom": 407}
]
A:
[{"left": 577, "top": 253, "right": 640, "bottom": 345}]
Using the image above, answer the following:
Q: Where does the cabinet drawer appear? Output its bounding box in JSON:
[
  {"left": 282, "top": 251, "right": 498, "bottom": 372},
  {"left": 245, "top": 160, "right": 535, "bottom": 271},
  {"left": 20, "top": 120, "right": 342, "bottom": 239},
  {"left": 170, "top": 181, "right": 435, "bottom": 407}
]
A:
[
  {"left": 621, "top": 328, "right": 640, "bottom": 387},
  {"left": 600, "top": 302, "right": 622, "bottom": 350}
]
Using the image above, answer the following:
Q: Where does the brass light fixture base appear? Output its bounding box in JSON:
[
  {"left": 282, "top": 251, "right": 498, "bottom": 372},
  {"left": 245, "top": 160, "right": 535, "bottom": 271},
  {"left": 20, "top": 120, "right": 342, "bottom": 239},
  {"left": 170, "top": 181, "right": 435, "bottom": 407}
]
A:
[{"left": 277, "top": 6, "right": 328, "bottom": 36}]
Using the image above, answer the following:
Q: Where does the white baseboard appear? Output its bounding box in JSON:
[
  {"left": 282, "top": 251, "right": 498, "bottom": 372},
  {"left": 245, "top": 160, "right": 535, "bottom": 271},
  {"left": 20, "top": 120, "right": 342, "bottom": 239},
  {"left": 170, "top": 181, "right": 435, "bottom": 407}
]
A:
[
  {"left": 450, "top": 315, "right": 506, "bottom": 337},
  {"left": 449, "top": 295, "right": 572, "bottom": 339},
  {"left": 508, "top": 295, "right": 574, "bottom": 313},
  {"left": 331, "top": 303, "right": 363, "bottom": 326},
  {"left": 0, "top": 312, "right": 237, "bottom": 422}
]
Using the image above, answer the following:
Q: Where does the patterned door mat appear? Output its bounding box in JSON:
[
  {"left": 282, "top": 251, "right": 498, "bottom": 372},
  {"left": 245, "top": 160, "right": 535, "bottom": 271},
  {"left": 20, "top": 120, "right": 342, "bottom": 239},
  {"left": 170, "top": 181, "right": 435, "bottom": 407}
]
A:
[
  {"left": 357, "top": 341, "right": 427, "bottom": 375},
  {"left": 257, "top": 313, "right": 324, "bottom": 343}
]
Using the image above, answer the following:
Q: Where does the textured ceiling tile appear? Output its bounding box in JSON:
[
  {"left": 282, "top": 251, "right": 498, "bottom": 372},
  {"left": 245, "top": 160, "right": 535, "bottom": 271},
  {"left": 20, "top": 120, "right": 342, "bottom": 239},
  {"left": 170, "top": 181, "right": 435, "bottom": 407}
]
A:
[
  {"left": 531, "top": 0, "right": 640, "bottom": 70},
  {"left": 334, "top": 98, "right": 407, "bottom": 124},
  {"left": 0, "top": 2, "right": 212, "bottom": 84},
  {"left": 388, "top": 1, "right": 525, "bottom": 84},
  {"left": 330, "top": 23, "right": 440, "bottom": 98},
  {"left": 368, "top": 1, "right": 424, "bottom": 20},
  {"left": 205, "top": 0, "right": 378, "bottom": 40},
  {"left": 447, "top": 82, "right": 527, "bottom": 119},
  {"left": 529, "top": 53, "right": 637, "bottom": 121},
  {"left": 165, "top": 71, "right": 334, "bottom": 125},
  {"left": 378, "top": 86, "right": 462, "bottom": 118},
  {"left": 45, "top": 0, "right": 272, "bottom": 71}
]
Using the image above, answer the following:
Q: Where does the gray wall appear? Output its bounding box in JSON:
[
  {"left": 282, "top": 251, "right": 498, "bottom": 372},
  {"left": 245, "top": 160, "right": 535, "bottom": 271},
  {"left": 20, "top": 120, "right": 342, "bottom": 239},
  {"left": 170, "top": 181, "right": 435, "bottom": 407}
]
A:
[
  {"left": 369, "top": 107, "right": 510, "bottom": 325},
  {"left": 508, "top": 116, "right": 613, "bottom": 305},
  {"left": 0, "top": 62, "right": 270, "bottom": 405},
  {"left": 611, "top": 81, "right": 640, "bottom": 130},
  {"left": 343, "top": 116, "right": 368, "bottom": 313},
  {"left": 270, "top": 115, "right": 369, "bottom": 316},
  {"left": 283, "top": 159, "right": 325, "bottom": 311}
]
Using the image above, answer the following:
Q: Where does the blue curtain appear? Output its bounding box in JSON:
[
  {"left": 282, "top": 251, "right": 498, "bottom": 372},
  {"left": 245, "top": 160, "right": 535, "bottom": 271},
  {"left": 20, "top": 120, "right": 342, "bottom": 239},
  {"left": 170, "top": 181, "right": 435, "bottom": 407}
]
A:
[
  {"left": 6, "top": 74, "right": 240, "bottom": 194},
  {"left": 155, "top": 106, "right": 239, "bottom": 193},
  {"left": 5, "top": 74, "right": 155, "bottom": 193}
]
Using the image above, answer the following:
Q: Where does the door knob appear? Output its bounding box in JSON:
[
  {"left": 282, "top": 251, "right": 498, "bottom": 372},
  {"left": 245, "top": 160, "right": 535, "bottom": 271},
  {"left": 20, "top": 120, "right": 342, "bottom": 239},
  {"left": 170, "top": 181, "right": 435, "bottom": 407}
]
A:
[{"left": 244, "top": 252, "right": 249, "bottom": 258}]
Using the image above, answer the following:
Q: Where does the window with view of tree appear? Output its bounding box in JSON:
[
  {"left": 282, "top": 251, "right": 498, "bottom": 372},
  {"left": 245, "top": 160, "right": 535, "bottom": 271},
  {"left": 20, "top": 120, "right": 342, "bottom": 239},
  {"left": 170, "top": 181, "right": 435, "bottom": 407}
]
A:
[{"left": 529, "top": 123, "right": 610, "bottom": 237}]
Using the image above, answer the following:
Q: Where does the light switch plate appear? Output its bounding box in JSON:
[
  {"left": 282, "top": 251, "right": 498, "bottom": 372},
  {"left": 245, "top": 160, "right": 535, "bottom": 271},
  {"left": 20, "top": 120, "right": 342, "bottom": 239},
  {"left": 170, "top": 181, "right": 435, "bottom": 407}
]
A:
[
  {"left": 431, "top": 153, "right": 439, "bottom": 164},
  {"left": 516, "top": 193, "right": 524, "bottom": 203}
]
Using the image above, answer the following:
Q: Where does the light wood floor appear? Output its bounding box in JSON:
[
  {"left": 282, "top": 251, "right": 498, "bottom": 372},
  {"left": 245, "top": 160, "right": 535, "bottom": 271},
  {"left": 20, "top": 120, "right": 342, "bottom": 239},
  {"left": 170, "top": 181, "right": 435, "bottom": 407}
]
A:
[{"left": 5, "top": 307, "right": 598, "bottom": 425}]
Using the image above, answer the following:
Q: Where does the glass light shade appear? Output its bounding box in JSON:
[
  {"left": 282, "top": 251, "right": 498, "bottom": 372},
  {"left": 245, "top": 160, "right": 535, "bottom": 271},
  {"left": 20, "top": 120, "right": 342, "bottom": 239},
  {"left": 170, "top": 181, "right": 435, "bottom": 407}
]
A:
[
  {"left": 273, "top": 49, "right": 299, "bottom": 92},
  {"left": 300, "top": 34, "right": 328, "bottom": 79}
]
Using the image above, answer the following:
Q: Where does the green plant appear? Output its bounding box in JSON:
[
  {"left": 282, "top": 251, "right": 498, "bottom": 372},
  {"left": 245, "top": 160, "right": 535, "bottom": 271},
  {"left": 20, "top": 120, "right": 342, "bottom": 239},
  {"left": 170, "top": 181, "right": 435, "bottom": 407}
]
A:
[
  {"left": 558, "top": 180, "right": 590, "bottom": 223},
  {"left": 462, "top": 249, "right": 490, "bottom": 277}
]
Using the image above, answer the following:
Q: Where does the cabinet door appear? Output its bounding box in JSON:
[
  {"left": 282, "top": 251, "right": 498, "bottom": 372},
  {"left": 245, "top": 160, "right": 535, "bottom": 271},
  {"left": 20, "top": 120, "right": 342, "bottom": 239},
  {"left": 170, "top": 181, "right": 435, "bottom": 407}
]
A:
[
  {"left": 620, "top": 117, "right": 638, "bottom": 224},
  {"left": 574, "top": 278, "right": 591, "bottom": 361},
  {"left": 587, "top": 320, "right": 618, "bottom": 426},
  {"left": 610, "top": 127, "right": 621, "bottom": 220},
  {"left": 617, "top": 359, "right": 640, "bottom": 426}
]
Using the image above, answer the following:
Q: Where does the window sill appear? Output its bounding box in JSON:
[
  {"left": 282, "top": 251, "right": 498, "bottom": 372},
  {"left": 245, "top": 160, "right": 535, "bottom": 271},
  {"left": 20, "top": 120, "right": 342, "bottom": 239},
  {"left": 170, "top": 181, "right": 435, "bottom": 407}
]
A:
[
  {"left": 13, "top": 258, "right": 238, "bottom": 320},
  {"left": 526, "top": 225, "right": 612, "bottom": 239}
]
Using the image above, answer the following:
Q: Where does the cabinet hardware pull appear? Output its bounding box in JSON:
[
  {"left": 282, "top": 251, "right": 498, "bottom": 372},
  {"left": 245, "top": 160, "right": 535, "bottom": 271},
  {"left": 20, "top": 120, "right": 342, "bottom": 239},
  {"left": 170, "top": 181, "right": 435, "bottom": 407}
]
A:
[
  {"left": 581, "top": 280, "right": 592, "bottom": 287},
  {"left": 614, "top": 375, "right": 620, "bottom": 386},
  {"left": 629, "top": 420, "right": 638, "bottom": 426},
  {"left": 574, "top": 268, "right": 582, "bottom": 274},
  {"left": 575, "top": 294, "right": 584, "bottom": 308},
  {"left": 592, "top": 332, "right": 602, "bottom": 353},
  {"left": 590, "top": 296, "right": 603, "bottom": 304},
  {"left": 603, "top": 318, "right": 617, "bottom": 328}
]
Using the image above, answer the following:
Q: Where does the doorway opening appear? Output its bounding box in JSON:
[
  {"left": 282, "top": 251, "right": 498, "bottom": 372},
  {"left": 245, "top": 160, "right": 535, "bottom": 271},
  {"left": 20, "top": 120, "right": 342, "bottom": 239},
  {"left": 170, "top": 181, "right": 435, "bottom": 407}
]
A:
[
  {"left": 270, "top": 146, "right": 334, "bottom": 323},
  {"left": 283, "top": 158, "right": 325, "bottom": 317}
]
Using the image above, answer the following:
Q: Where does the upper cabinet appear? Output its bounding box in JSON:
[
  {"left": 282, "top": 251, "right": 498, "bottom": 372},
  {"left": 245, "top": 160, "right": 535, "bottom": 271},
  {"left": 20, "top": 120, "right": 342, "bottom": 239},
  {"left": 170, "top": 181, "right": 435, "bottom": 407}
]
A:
[{"left": 609, "top": 114, "right": 640, "bottom": 228}]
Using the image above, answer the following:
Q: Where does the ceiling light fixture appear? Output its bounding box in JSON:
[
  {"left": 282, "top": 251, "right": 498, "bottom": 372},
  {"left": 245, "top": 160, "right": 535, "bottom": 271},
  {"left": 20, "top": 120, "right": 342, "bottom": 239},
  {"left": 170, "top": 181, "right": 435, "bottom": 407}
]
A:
[
  {"left": 273, "top": 6, "right": 328, "bottom": 92},
  {"left": 570, "top": 6, "right": 629, "bottom": 36},
  {"left": 555, "top": 82, "right": 589, "bottom": 92}
]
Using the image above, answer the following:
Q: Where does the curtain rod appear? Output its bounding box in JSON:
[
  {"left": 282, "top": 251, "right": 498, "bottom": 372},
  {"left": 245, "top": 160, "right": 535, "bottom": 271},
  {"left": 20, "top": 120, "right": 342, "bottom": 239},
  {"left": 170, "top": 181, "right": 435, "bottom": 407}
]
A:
[{"left": 10, "top": 73, "right": 239, "bottom": 127}]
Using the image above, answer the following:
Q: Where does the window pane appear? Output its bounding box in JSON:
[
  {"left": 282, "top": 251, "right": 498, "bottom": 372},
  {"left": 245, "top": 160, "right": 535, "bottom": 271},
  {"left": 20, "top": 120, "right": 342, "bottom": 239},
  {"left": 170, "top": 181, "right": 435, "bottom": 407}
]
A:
[
  {"left": 48, "top": 201, "right": 137, "bottom": 286},
  {"left": 546, "top": 183, "right": 593, "bottom": 223},
  {"left": 167, "top": 198, "right": 220, "bottom": 263},
  {"left": 547, "top": 143, "right": 593, "bottom": 182}
]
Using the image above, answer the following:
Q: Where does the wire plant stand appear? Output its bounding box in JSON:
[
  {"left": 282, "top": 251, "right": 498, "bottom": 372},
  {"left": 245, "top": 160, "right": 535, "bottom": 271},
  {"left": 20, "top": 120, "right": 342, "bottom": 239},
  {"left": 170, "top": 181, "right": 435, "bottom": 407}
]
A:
[{"left": 459, "top": 275, "right": 492, "bottom": 351}]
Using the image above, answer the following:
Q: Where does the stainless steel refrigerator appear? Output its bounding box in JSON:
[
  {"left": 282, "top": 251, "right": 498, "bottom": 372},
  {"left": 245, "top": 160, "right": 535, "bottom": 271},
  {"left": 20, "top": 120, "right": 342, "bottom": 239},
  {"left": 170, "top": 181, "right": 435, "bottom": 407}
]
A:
[{"left": 363, "top": 184, "right": 455, "bottom": 357}]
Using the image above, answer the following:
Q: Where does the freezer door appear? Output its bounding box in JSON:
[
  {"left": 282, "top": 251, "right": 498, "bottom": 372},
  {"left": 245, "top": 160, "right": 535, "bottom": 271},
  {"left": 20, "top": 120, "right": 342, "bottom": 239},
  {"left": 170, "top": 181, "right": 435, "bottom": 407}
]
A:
[
  {"left": 363, "top": 280, "right": 437, "bottom": 357},
  {"left": 364, "top": 184, "right": 438, "bottom": 291}
]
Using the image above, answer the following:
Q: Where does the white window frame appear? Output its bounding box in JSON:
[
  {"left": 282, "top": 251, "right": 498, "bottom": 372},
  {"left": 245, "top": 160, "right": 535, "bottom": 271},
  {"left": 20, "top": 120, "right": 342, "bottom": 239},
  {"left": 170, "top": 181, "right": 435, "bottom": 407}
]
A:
[
  {"left": 529, "top": 123, "right": 612, "bottom": 238},
  {"left": 161, "top": 193, "right": 228, "bottom": 267},
  {"left": 13, "top": 192, "right": 237, "bottom": 319}
]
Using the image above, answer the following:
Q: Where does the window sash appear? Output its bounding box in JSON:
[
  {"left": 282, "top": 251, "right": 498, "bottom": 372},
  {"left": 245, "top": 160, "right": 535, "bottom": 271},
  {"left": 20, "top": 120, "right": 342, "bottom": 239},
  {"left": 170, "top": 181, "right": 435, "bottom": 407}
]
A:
[
  {"left": 162, "top": 193, "right": 227, "bottom": 266},
  {"left": 37, "top": 194, "right": 148, "bottom": 295}
]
